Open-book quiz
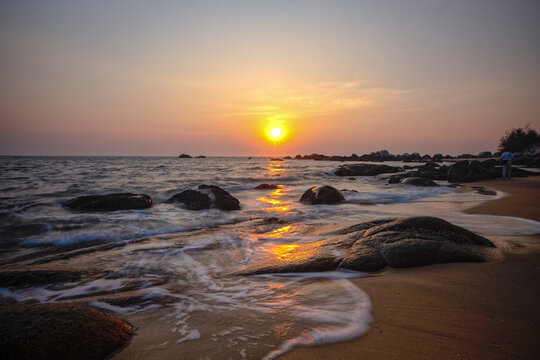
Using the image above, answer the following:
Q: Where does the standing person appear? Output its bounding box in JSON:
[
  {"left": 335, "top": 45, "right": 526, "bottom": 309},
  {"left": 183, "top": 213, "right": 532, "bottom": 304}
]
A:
[{"left": 500, "top": 148, "right": 514, "bottom": 179}]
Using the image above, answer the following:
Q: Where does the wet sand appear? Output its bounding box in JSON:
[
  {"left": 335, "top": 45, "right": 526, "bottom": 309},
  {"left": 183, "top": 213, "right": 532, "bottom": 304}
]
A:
[
  {"left": 282, "top": 177, "right": 540, "bottom": 360},
  {"left": 463, "top": 177, "right": 540, "bottom": 222}
]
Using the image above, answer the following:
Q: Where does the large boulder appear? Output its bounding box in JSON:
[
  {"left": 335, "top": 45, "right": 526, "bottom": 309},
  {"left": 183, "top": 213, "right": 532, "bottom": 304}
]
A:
[
  {"left": 64, "top": 193, "right": 152, "bottom": 211},
  {"left": 167, "top": 185, "right": 240, "bottom": 211},
  {"left": 0, "top": 303, "right": 132, "bottom": 360},
  {"left": 238, "top": 217, "right": 494, "bottom": 275},
  {"left": 166, "top": 189, "right": 212, "bottom": 210},
  {"left": 447, "top": 160, "right": 495, "bottom": 182},
  {"left": 334, "top": 164, "right": 401, "bottom": 176},
  {"left": 300, "top": 185, "right": 344, "bottom": 205},
  {"left": 400, "top": 177, "right": 439, "bottom": 186}
]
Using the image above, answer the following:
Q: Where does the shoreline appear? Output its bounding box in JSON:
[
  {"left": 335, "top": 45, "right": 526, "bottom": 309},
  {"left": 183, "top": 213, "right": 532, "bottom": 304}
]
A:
[{"left": 281, "top": 177, "right": 540, "bottom": 360}]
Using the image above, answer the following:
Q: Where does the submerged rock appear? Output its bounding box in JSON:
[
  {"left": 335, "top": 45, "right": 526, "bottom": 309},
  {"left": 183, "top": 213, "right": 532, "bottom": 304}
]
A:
[
  {"left": 334, "top": 163, "right": 401, "bottom": 176},
  {"left": 255, "top": 184, "right": 279, "bottom": 190},
  {"left": 0, "top": 303, "right": 132, "bottom": 360},
  {"left": 64, "top": 193, "right": 152, "bottom": 212},
  {"left": 300, "top": 185, "right": 344, "bottom": 205},
  {"left": 400, "top": 177, "right": 439, "bottom": 186},
  {"left": 167, "top": 185, "right": 240, "bottom": 211},
  {"left": 238, "top": 216, "right": 495, "bottom": 275}
]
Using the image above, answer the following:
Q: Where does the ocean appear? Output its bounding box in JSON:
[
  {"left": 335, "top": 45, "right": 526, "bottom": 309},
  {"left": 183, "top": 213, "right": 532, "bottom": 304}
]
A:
[{"left": 1, "top": 156, "right": 539, "bottom": 359}]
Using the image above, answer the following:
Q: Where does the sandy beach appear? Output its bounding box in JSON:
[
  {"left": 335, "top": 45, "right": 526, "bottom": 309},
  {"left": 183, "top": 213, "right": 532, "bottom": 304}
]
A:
[{"left": 282, "top": 177, "right": 540, "bottom": 360}]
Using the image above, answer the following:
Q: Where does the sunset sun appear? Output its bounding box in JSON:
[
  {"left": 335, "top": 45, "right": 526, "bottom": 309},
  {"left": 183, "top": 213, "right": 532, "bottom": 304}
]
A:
[
  {"left": 271, "top": 128, "right": 281, "bottom": 139},
  {"left": 264, "top": 123, "right": 289, "bottom": 144}
]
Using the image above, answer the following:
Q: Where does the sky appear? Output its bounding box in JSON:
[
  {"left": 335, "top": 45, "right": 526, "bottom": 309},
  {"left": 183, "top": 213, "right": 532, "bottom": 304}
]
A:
[{"left": 1, "top": 0, "right": 539, "bottom": 156}]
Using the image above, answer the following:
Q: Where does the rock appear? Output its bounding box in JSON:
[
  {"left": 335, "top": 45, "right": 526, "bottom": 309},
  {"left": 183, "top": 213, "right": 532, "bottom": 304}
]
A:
[
  {"left": 270, "top": 158, "right": 283, "bottom": 161},
  {"left": 0, "top": 303, "right": 132, "bottom": 360},
  {"left": 432, "top": 154, "right": 443, "bottom": 161},
  {"left": 255, "top": 184, "right": 279, "bottom": 190},
  {"left": 167, "top": 185, "right": 240, "bottom": 211},
  {"left": 237, "top": 217, "right": 494, "bottom": 275},
  {"left": 294, "top": 154, "right": 303, "bottom": 159},
  {"left": 283, "top": 156, "right": 292, "bottom": 159},
  {"left": 334, "top": 164, "right": 401, "bottom": 176},
  {"left": 400, "top": 177, "right": 439, "bottom": 186},
  {"left": 0, "top": 269, "right": 82, "bottom": 287},
  {"left": 178, "top": 153, "right": 192, "bottom": 158},
  {"left": 195, "top": 155, "right": 206, "bottom": 158},
  {"left": 198, "top": 184, "right": 240, "bottom": 210},
  {"left": 166, "top": 189, "right": 212, "bottom": 210},
  {"left": 64, "top": 193, "right": 152, "bottom": 211},
  {"left": 447, "top": 160, "right": 495, "bottom": 182},
  {"left": 300, "top": 185, "right": 345, "bottom": 205},
  {"left": 478, "top": 151, "right": 493, "bottom": 158}
]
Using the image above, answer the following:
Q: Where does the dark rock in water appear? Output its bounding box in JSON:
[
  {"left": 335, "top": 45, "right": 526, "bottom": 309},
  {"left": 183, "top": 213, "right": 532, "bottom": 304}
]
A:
[
  {"left": 0, "top": 303, "right": 132, "bottom": 360},
  {"left": 283, "top": 156, "right": 292, "bottom": 159},
  {"left": 447, "top": 160, "right": 495, "bottom": 182},
  {"left": 65, "top": 193, "right": 152, "bottom": 211},
  {"left": 300, "top": 185, "right": 344, "bottom": 205},
  {"left": 400, "top": 177, "right": 439, "bottom": 186},
  {"left": 168, "top": 185, "right": 240, "bottom": 211},
  {"left": 198, "top": 184, "right": 240, "bottom": 210},
  {"left": 178, "top": 153, "right": 192, "bottom": 158},
  {"left": 255, "top": 184, "right": 279, "bottom": 190},
  {"left": 0, "top": 269, "right": 82, "bottom": 287},
  {"left": 294, "top": 154, "right": 303, "bottom": 159},
  {"left": 166, "top": 189, "right": 212, "bottom": 210},
  {"left": 471, "top": 186, "right": 497, "bottom": 196},
  {"left": 270, "top": 158, "right": 283, "bottom": 161},
  {"left": 237, "top": 217, "right": 494, "bottom": 275},
  {"left": 432, "top": 153, "right": 443, "bottom": 161},
  {"left": 334, "top": 163, "right": 401, "bottom": 176},
  {"left": 195, "top": 155, "right": 206, "bottom": 158}
]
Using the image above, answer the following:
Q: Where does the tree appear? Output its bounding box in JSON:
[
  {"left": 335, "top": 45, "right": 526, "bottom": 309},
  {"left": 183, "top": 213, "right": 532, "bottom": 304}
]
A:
[{"left": 498, "top": 124, "right": 540, "bottom": 152}]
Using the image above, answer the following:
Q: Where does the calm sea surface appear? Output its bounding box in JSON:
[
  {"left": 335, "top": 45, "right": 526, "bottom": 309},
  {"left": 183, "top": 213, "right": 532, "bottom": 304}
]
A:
[{"left": 1, "top": 156, "right": 538, "bottom": 359}]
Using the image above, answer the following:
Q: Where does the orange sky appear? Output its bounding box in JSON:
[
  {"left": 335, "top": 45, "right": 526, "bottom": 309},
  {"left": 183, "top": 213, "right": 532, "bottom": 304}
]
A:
[{"left": 1, "top": 1, "right": 539, "bottom": 156}]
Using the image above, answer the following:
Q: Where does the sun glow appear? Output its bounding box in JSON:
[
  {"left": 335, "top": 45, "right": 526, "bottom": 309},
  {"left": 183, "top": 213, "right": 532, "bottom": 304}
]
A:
[{"left": 263, "top": 121, "right": 290, "bottom": 145}]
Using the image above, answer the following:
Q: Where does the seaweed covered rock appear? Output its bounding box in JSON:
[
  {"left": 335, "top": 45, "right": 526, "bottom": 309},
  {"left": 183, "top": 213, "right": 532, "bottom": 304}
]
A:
[
  {"left": 300, "top": 185, "right": 344, "bottom": 205},
  {"left": 334, "top": 163, "right": 401, "bottom": 176},
  {"left": 64, "top": 193, "right": 152, "bottom": 211},
  {"left": 0, "top": 303, "right": 132, "bottom": 360},
  {"left": 238, "top": 216, "right": 495, "bottom": 275},
  {"left": 167, "top": 185, "right": 240, "bottom": 211}
]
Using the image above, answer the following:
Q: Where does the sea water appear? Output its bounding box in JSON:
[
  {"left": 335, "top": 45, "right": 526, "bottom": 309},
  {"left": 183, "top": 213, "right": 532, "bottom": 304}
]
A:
[{"left": 1, "top": 156, "right": 539, "bottom": 359}]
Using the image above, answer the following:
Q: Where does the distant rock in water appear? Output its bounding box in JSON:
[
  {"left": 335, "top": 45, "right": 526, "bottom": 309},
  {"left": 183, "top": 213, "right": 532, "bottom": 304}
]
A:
[
  {"left": 196, "top": 155, "right": 206, "bottom": 158},
  {"left": 237, "top": 216, "right": 495, "bottom": 275},
  {"left": 334, "top": 163, "right": 401, "bottom": 176},
  {"left": 270, "top": 158, "right": 283, "bottom": 161},
  {"left": 0, "top": 303, "right": 132, "bottom": 360},
  {"left": 255, "top": 184, "right": 279, "bottom": 190},
  {"left": 167, "top": 185, "right": 240, "bottom": 211},
  {"left": 300, "top": 185, "right": 344, "bottom": 205},
  {"left": 400, "top": 177, "right": 439, "bottom": 186},
  {"left": 178, "top": 153, "right": 192, "bottom": 158},
  {"left": 64, "top": 193, "right": 152, "bottom": 211}
]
